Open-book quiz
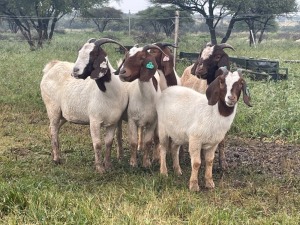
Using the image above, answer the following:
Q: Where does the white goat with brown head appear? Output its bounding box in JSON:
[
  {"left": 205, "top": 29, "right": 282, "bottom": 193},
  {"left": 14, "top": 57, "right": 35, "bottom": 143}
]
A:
[
  {"left": 181, "top": 43, "right": 235, "bottom": 171},
  {"left": 118, "top": 44, "right": 167, "bottom": 168},
  {"left": 40, "top": 38, "right": 128, "bottom": 174},
  {"left": 157, "top": 67, "right": 252, "bottom": 191}
]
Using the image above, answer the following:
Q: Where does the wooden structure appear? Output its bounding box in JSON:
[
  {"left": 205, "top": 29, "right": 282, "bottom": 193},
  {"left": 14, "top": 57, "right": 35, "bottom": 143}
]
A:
[{"left": 178, "top": 51, "right": 288, "bottom": 81}]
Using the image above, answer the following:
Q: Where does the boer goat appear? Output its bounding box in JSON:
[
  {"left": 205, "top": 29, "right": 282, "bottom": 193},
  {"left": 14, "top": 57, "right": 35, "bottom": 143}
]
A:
[
  {"left": 181, "top": 43, "right": 235, "bottom": 171},
  {"left": 118, "top": 45, "right": 166, "bottom": 168},
  {"left": 40, "top": 38, "right": 128, "bottom": 174},
  {"left": 157, "top": 67, "right": 252, "bottom": 191}
]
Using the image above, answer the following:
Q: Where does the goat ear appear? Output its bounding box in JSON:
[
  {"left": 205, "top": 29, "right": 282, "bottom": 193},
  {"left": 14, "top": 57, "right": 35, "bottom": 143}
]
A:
[
  {"left": 206, "top": 76, "right": 221, "bottom": 105},
  {"left": 91, "top": 54, "right": 108, "bottom": 79},
  {"left": 139, "top": 59, "right": 157, "bottom": 82},
  {"left": 242, "top": 79, "right": 252, "bottom": 107},
  {"left": 217, "top": 54, "right": 230, "bottom": 69},
  {"left": 191, "top": 61, "right": 198, "bottom": 75}
]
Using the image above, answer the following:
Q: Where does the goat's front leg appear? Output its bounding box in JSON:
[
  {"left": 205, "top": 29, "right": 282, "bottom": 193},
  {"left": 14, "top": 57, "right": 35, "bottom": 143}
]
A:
[
  {"left": 188, "top": 136, "right": 201, "bottom": 192},
  {"left": 128, "top": 119, "right": 138, "bottom": 167},
  {"left": 204, "top": 144, "right": 218, "bottom": 189},
  {"left": 104, "top": 124, "right": 117, "bottom": 170},
  {"left": 90, "top": 121, "right": 105, "bottom": 174}
]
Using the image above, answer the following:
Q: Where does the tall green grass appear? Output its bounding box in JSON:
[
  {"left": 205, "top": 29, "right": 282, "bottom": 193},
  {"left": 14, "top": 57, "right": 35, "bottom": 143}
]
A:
[{"left": 0, "top": 31, "right": 299, "bottom": 224}]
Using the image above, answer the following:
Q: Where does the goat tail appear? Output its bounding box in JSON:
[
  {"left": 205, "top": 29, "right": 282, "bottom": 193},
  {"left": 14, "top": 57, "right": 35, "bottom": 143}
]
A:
[{"left": 42, "top": 60, "right": 60, "bottom": 75}]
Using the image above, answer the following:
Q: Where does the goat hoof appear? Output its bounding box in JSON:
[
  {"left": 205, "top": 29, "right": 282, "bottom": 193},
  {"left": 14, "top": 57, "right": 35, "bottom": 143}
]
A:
[
  {"left": 129, "top": 158, "right": 138, "bottom": 167},
  {"left": 205, "top": 179, "right": 215, "bottom": 189},
  {"left": 104, "top": 161, "right": 112, "bottom": 170},
  {"left": 174, "top": 168, "right": 183, "bottom": 176},
  {"left": 142, "top": 159, "right": 151, "bottom": 168},
  {"left": 53, "top": 159, "right": 64, "bottom": 165},
  {"left": 189, "top": 181, "right": 200, "bottom": 192},
  {"left": 220, "top": 161, "right": 228, "bottom": 171},
  {"left": 95, "top": 164, "right": 106, "bottom": 174},
  {"left": 160, "top": 170, "right": 168, "bottom": 177}
]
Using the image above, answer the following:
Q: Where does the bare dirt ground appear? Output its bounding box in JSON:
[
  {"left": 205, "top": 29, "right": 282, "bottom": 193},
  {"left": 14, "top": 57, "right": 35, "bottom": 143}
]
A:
[{"left": 222, "top": 136, "right": 300, "bottom": 178}]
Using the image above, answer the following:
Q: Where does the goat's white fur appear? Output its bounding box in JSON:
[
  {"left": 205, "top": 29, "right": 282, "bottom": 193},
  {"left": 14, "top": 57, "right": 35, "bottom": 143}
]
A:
[
  {"left": 120, "top": 46, "right": 164, "bottom": 167},
  {"left": 40, "top": 48, "right": 128, "bottom": 173},
  {"left": 156, "top": 71, "right": 242, "bottom": 191}
]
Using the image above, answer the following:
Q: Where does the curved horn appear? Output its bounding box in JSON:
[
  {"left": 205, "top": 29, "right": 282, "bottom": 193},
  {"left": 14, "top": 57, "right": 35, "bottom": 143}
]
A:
[
  {"left": 142, "top": 44, "right": 169, "bottom": 57},
  {"left": 95, "top": 38, "right": 128, "bottom": 53},
  {"left": 154, "top": 42, "right": 178, "bottom": 48},
  {"left": 88, "top": 38, "right": 97, "bottom": 43},
  {"left": 217, "top": 43, "right": 235, "bottom": 51}
]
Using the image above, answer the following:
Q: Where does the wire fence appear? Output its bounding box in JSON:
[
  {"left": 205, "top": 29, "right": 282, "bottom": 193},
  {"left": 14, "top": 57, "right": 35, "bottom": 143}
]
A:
[{"left": 1, "top": 14, "right": 300, "bottom": 43}]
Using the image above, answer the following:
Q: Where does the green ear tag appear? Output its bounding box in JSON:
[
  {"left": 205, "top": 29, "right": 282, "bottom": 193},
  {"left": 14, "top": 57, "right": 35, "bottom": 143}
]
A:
[{"left": 146, "top": 62, "right": 154, "bottom": 69}]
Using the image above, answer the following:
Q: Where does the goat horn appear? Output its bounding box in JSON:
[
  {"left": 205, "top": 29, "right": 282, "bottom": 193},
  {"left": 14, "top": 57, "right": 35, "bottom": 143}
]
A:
[
  {"left": 95, "top": 38, "right": 128, "bottom": 53},
  {"left": 88, "top": 38, "right": 97, "bottom": 43},
  {"left": 217, "top": 43, "right": 235, "bottom": 51},
  {"left": 154, "top": 42, "right": 178, "bottom": 48},
  {"left": 143, "top": 44, "right": 169, "bottom": 57}
]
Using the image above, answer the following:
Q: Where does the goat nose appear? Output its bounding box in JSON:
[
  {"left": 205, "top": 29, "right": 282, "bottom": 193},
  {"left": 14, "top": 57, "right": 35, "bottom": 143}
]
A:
[
  {"left": 119, "top": 69, "right": 126, "bottom": 75},
  {"left": 228, "top": 95, "right": 235, "bottom": 101},
  {"left": 73, "top": 67, "right": 79, "bottom": 73}
]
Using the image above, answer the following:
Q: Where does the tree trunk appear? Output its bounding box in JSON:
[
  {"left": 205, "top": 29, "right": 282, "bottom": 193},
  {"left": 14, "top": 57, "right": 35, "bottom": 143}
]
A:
[
  {"left": 49, "top": 17, "right": 58, "bottom": 40},
  {"left": 206, "top": 18, "right": 217, "bottom": 44}
]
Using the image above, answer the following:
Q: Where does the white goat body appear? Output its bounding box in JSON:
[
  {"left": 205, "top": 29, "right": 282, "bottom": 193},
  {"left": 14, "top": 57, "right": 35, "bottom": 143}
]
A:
[
  {"left": 40, "top": 38, "right": 128, "bottom": 173},
  {"left": 156, "top": 69, "right": 251, "bottom": 191}
]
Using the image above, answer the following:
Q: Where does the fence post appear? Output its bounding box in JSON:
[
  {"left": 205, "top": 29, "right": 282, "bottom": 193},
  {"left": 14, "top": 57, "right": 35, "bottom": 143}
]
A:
[
  {"left": 174, "top": 10, "right": 179, "bottom": 68},
  {"left": 128, "top": 10, "right": 131, "bottom": 37}
]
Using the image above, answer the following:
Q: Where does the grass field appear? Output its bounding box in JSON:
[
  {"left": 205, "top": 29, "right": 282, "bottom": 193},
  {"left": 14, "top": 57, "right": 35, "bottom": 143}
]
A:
[{"left": 0, "top": 31, "right": 299, "bottom": 224}]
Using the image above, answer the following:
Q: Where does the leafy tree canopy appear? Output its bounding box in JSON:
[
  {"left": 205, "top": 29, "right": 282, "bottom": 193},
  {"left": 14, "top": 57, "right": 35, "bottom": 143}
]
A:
[{"left": 0, "top": 0, "right": 110, "bottom": 49}]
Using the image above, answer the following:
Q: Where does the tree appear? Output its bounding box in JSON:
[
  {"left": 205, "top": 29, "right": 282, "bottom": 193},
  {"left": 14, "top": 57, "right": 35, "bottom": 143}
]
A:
[
  {"left": 136, "top": 5, "right": 194, "bottom": 37},
  {"left": 150, "top": 0, "right": 298, "bottom": 44},
  {"left": 224, "top": 0, "right": 298, "bottom": 45},
  {"left": 81, "top": 7, "right": 123, "bottom": 32},
  {"left": 0, "top": 0, "right": 110, "bottom": 50}
]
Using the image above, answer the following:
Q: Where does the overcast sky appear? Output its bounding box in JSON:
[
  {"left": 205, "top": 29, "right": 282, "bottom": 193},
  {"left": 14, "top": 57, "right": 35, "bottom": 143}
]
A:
[
  {"left": 109, "top": 0, "right": 300, "bottom": 14},
  {"left": 109, "top": 0, "right": 150, "bottom": 13}
]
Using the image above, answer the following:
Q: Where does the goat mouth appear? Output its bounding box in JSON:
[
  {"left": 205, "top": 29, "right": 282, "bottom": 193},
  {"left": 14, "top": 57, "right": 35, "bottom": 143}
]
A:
[
  {"left": 225, "top": 101, "right": 236, "bottom": 107},
  {"left": 71, "top": 72, "right": 87, "bottom": 80},
  {"left": 119, "top": 74, "right": 131, "bottom": 82}
]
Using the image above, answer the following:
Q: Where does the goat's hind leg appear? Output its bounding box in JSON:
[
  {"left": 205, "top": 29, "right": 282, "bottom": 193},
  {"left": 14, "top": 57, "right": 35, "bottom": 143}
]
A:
[
  {"left": 116, "top": 120, "right": 124, "bottom": 161},
  {"left": 48, "top": 107, "right": 66, "bottom": 164},
  {"left": 170, "top": 140, "right": 182, "bottom": 176},
  {"left": 142, "top": 127, "right": 155, "bottom": 168}
]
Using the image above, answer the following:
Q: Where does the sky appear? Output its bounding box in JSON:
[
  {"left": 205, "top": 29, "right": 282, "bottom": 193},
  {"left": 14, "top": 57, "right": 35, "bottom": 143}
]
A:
[
  {"left": 109, "top": 0, "right": 150, "bottom": 13},
  {"left": 109, "top": 0, "right": 300, "bottom": 14}
]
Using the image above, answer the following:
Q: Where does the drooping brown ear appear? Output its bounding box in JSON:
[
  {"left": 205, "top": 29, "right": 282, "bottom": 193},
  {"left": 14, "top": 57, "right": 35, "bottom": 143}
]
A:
[
  {"left": 217, "top": 54, "right": 230, "bottom": 69},
  {"left": 206, "top": 76, "right": 222, "bottom": 105},
  {"left": 90, "top": 52, "right": 108, "bottom": 79},
  {"left": 190, "top": 61, "right": 198, "bottom": 75},
  {"left": 242, "top": 79, "right": 252, "bottom": 107},
  {"left": 139, "top": 58, "right": 158, "bottom": 82}
]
